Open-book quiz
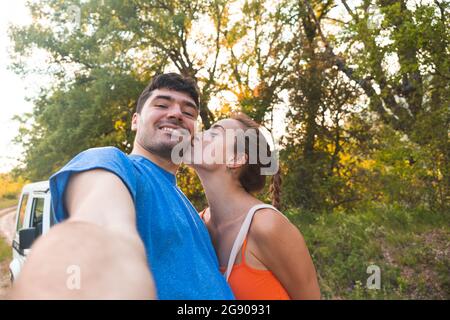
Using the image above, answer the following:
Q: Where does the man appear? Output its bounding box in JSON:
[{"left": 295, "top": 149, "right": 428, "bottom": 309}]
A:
[{"left": 10, "top": 73, "right": 234, "bottom": 300}]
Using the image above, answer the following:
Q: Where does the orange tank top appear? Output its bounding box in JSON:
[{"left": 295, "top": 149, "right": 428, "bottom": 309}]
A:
[{"left": 200, "top": 208, "right": 291, "bottom": 300}]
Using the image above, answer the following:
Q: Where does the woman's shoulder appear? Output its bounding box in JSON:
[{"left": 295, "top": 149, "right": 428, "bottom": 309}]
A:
[
  {"left": 250, "top": 207, "right": 300, "bottom": 242},
  {"left": 248, "top": 207, "right": 307, "bottom": 265}
]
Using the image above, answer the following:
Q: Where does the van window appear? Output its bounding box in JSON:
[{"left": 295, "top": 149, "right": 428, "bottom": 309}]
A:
[
  {"left": 50, "top": 202, "right": 56, "bottom": 226},
  {"left": 16, "top": 193, "right": 29, "bottom": 231},
  {"left": 31, "top": 198, "right": 45, "bottom": 237}
]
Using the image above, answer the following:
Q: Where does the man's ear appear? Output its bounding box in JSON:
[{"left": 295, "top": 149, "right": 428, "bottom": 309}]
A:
[
  {"left": 131, "top": 113, "right": 138, "bottom": 131},
  {"left": 226, "top": 153, "right": 247, "bottom": 169}
]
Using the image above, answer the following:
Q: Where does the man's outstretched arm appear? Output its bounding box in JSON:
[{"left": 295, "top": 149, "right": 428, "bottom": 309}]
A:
[{"left": 9, "top": 169, "right": 155, "bottom": 299}]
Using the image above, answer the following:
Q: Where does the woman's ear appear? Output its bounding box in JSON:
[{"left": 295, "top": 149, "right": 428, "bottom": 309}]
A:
[{"left": 226, "top": 153, "right": 248, "bottom": 169}]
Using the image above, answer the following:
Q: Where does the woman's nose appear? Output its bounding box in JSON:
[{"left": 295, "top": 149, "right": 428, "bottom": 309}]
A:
[{"left": 195, "top": 132, "right": 203, "bottom": 140}]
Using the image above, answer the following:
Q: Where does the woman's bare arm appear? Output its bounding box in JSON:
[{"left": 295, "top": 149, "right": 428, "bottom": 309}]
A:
[{"left": 251, "top": 210, "right": 321, "bottom": 300}]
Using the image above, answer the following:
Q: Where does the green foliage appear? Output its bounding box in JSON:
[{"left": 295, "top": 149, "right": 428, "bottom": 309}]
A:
[
  {"left": 176, "top": 165, "right": 207, "bottom": 211},
  {"left": 278, "top": 0, "right": 449, "bottom": 212},
  {"left": 9, "top": 0, "right": 448, "bottom": 211},
  {"left": 13, "top": 67, "right": 144, "bottom": 180},
  {"left": 0, "top": 174, "right": 26, "bottom": 201},
  {"left": 289, "top": 204, "right": 450, "bottom": 299},
  {"left": 10, "top": 0, "right": 246, "bottom": 180}
]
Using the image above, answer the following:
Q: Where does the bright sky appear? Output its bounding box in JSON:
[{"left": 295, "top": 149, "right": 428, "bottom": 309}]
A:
[{"left": 0, "top": 0, "right": 33, "bottom": 173}]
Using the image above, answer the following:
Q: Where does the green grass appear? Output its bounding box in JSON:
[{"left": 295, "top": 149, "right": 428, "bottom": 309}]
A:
[
  {"left": 287, "top": 204, "right": 450, "bottom": 299},
  {"left": 0, "top": 198, "right": 18, "bottom": 211},
  {"left": 0, "top": 237, "right": 11, "bottom": 264}
]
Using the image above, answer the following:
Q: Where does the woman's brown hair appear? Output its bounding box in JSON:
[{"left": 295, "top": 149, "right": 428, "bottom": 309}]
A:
[{"left": 230, "top": 113, "right": 282, "bottom": 209}]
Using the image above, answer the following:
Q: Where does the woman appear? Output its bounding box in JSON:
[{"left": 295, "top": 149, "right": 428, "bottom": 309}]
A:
[{"left": 188, "top": 112, "right": 320, "bottom": 300}]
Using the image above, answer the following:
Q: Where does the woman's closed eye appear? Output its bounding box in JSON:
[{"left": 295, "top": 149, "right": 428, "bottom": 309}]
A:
[{"left": 206, "top": 129, "right": 220, "bottom": 138}]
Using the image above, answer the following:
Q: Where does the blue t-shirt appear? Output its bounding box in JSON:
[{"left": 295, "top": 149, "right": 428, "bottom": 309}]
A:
[{"left": 49, "top": 146, "right": 234, "bottom": 300}]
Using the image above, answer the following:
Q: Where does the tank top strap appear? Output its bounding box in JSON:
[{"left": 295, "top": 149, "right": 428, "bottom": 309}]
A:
[
  {"left": 224, "top": 204, "right": 287, "bottom": 282},
  {"left": 241, "top": 236, "right": 249, "bottom": 263}
]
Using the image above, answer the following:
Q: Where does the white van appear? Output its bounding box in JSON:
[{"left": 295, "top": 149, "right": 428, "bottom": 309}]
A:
[{"left": 9, "top": 181, "right": 55, "bottom": 282}]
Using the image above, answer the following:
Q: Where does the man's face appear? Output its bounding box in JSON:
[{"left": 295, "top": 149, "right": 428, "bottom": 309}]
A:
[{"left": 132, "top": 88, "right": 199, "bottom": 160}]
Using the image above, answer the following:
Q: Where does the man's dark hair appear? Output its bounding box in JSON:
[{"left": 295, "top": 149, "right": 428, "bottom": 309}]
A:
[{"left": 136, "top": 73, "right": 200, "bottom": 113}]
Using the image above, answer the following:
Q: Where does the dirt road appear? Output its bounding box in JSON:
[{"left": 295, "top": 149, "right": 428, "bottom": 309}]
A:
[
  {"left": 0, "top": 207, "right": 16, "bottom": 244},
  {"left": 0, "top": 207, "right": 15, "bottom": 300}
]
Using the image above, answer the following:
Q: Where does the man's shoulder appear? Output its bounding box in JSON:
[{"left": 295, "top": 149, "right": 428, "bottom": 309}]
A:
[
  {"left": 50, "top": 146, "right": 134, "bottom": 182},
  {"left": 78, "top": 146, "right": 127, "bottom": 159},
  {"left": 65, "top": 146, "right": 131, "bottom": 167}
]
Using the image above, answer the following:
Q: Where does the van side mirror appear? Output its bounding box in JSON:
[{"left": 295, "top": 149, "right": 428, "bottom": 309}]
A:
[{"left": 19, "top": 228, "right": 37, "bottom": 250}]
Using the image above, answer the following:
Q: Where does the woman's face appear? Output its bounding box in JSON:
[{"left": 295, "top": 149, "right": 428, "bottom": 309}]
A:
[{"left": 187, "top": 118, "right": 245, "bottom": 171}]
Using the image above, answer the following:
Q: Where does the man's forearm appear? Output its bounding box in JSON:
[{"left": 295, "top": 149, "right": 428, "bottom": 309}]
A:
[{"left": 9, "top": 221, "right": 155, "bottom": 299}]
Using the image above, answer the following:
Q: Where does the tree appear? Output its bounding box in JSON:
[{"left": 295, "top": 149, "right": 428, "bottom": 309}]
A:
[
  {"left": 313, "top": 0, "right": 449, "bottom": 209},
  {"left": 9, "top": 0, "right": 448, "bottom": 211},
  {"left": 10, "top": 0, "right": 234, "bottom": 179}
]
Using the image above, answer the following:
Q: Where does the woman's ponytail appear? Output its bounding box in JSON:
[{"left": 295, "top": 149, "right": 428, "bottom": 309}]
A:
[
  {"left": 230, "top": 112, "right": 281, "bottom": 209},
  {"left": 270, "top": 169, "right": 282, "bottom": 210}
]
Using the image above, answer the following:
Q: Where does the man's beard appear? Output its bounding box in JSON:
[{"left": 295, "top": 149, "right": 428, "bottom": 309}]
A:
[
  {"left": 137, "top": 133, "right": 177, "bottom": 161},
  {"left": 136, "top": 116, "right": 192, "bottom": 161}
]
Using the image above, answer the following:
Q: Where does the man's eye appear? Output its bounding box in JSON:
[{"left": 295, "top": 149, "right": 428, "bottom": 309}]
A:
[
  {"left": 183, "top": 112, "right": 194, "bottom": 117},
  {"left": 156, "top": 105, "right": 168, "bottom": 108}
]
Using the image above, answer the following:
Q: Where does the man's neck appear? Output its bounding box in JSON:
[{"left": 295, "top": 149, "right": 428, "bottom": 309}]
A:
[{"left": 131, "top": 142, "right": 178, "bottom": 175}]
